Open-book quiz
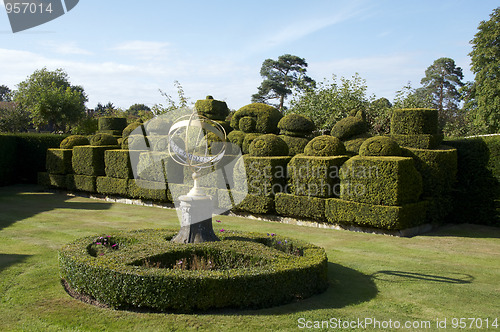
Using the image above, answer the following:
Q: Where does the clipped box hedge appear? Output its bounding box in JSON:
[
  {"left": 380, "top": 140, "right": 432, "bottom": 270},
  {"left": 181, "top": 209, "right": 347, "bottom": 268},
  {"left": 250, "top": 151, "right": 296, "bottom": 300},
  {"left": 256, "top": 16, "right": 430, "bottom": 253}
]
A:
[
  {"left": 391, "top": 108, "right": 438, "bottom": 135},
  {"left": 279, "top": 135, "right": 310, "bottom": 156},
  {"left": 235, "top": 155, "right": 291, "bottom": 197},
  {"left": 137, "top": 151, "right": 183, "bottom": 183},
  {"left": 275, "top": 193, "right": 327, "bottom": 221},
  {"left": 218, "top": 189, "right": 275, "bottom": 215},
  {"left": 288, "top": 155, "right": 349, "bottom": 198},
  {"left": 391, "top": 134, "right": 443, "bottom": 149},
  {"left": 98, "top": 117, "right": 127, "bottom": 132},
  {"left": 127, "top": 179, "right": 169, "bottom": 202},
  {"left": 104, "top": 149, "right": 134, "bottom": 179},
  {"left": 46, "top": 148, "right": 73, "bottom": 175},
  {"left": 72, "top": 145, "right": 119, "bottom": 176},
  {"left": 37, "top": 172, "right": 66, "bottom": 189},
  {"left": 340, "top": 156, "right": 423, "bottom": 206},
  {"left": 66, "top": 174, "right": 97, "bottom": 193},
  {"left": 326, "top": 198, "right": 428, "bottom": 230},
  {"left": 96, "top": 176, "right": 129, "bottom": 196},
  {"left": 402, "top": 145, "right": 457, "bottom": 222},
  {"left": 59, "top": 229, "right": 328, "bottom": 312}
]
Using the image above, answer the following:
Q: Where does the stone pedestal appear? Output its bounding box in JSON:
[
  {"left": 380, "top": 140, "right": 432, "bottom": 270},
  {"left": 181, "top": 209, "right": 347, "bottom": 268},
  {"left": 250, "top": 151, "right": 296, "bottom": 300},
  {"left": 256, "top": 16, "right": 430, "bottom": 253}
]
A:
[{"left": 171, "top": 195, "right": 220, "bottom": 243}]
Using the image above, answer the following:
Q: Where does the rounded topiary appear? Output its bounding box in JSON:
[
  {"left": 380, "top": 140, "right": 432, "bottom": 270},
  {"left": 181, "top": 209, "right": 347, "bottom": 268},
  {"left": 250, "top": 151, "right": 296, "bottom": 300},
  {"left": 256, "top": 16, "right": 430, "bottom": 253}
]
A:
[
  {"left": 279, "top": 135, "right": 310, "bottom": 156},
  {"left": 230, "top": 103, "right": 282, "bottom": 134},
  {"left": 249, "top": 134, "right": 289, "bottom": 157},
  {"left": 145, "top": 117, "right": 171, "bottom": 135},
  {"left": 122, "top": 121, "right": 144, "bottom": 138},
  {"left": 227, "top": 130, "right": 246, "bottom": 148},
  {"left": 359, "top": 136, "right": 402, "bottom": 157},
  {"left": 195, "top": 96, "right": 229, "bottom": 121},
  {"left": 304, "top": 135, "right": 346, "bottom": 157},
  {"left": 239, "top": 116, "right": 257, "bottom": 133},
  {"left": 242, "top": 133, "right": 263, "bottom": 154},
  {"left": 98, "top": 117, "right": 128, "bottom": 132},
  {"left": 59, "top": 135, "right": 89, "bottom": 149},
  {"left": 90, "top": 133, "right": 118, "bottom": 146},
  {"left": 59, "top": 229, "right": 328, "bottom": 312},
  {"left": 278, "top": 114, "right": 315, "bottom": 137},
  {"left": 331, "top": 111, "right": 368, "bottom": 140}
]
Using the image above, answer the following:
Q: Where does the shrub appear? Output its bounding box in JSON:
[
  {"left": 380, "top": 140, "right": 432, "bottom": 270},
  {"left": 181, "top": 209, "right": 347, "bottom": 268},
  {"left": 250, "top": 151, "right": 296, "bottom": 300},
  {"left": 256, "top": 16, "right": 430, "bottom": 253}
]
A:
[
  {"left": 0, "top": 135, "right": 18, "bottom": 186},
  {"left": 37, "top": 172, "right": 66, "bottom": 189},
  {"left": 123, "top": 121, "right": 144, "bottom": 138},
  {"left": 60, "top": 135, "right": 89, "bottom": 149},
  {"left": 390, "top": 108, "right": 438, "bottom": 135},
  {"left": 278, "top": 135, "right": 310, "bottom": 156},
  {"left": 275, "top": 193, "right": 327, "bottom": 221},
  {"left": 66, "top": 174, "right": 97, "bottom": 193},
  {"left": 277, "top": 114, "right": 315, "bottom": 137},
  {"left": 218, "top": 189, "right": 276, "bottom": 214},
  {"left": 241, "top": 133, "right": 262, "bottom": 154},
  {"left": 195, "top": 96, "right": 229, "bottom": 121},
  {"left": 230, "top": 103, "right": 282, "bottom": 134},
  {"left": 359, "top": 136, "right": 402, "bottom": 157},
  {"left": 98, "top": 117, "right": 127, "bottom": 132},
  {"left": 391, "top": 134, "right": 443, "bottom": 149},
  {"left": 340, "top": 156, "right": 423, "bottom": 206},
  {"left": 104, "top": 149, "right": 134, "bottom": 179},
  {"left": 304, "top": 136, "right": 346, "bottom": 157},
  {"left": 59, "top": 229, "right": 328, "bottom": 312},
  {"left": 72, "top": 145, "right": 118, "bottom": 176},
  {"left": 127, "top": 179, "right": 169, "bottom": 202},
  {"left": 227, "top": 130, "right": 246, "bottom": 149},
  {"left": 96, "top": 176, "right": 129, "bottom": 196},
  {"left": 239, "top": 116, "right": 257, "bottom": 133},
  {"left": 90, "top": 133, "right": 119, "bottom": 146},
  {"left": 326, "top": 198, "right": 428, "bottom": 230},
  {"left": 145, "top": 118, "right": 171, "bottom": 135},
  {"left": 331, "top": 111, "right": 368, "bottom": 140},
  {"left": 249, "top": 134, "right": 289, "bottom": 157},
  {"left": 46, "top": 149, "right": 73, "bottom": 175}
]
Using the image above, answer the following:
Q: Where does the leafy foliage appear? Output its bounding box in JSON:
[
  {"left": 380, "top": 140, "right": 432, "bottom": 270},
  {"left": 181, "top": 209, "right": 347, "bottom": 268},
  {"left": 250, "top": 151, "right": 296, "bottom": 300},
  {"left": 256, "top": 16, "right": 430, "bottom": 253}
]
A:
[
  {"left": 252, "top": 54, "right": 315, "bottom": 111},
  {"left": 0, "top": 85, "right": 12, "bottom": 102}
]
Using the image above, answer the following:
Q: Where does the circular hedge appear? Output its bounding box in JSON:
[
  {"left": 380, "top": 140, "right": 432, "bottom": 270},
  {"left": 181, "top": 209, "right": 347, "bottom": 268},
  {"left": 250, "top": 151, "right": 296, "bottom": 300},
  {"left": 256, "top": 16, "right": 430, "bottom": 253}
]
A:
[
  {"left": 249, "top": 134, "right": 289, "bottom": 157},
  {"left": 277, "top": 114, "right": 315, "bottom": 137},
  {"left": 359, "top": 136, "right": 402, "bottom": 157},
  {"left": 60, "top": 135, "right": 89, "bottom": 149},
  {"left": 230, "top": 103, "right": 282, "bottom": 134},
  {"left": 90, "top": 133, "right": 119, "bottom": 146},
  {"left": 304, "top": 135, "right": 346, "bottom": 156},
  {"left": 59, "top": 229, "right": 328, "bottom": 312},
  {"left": 331, "top": 112, "right": 368, "bottom": 140}
]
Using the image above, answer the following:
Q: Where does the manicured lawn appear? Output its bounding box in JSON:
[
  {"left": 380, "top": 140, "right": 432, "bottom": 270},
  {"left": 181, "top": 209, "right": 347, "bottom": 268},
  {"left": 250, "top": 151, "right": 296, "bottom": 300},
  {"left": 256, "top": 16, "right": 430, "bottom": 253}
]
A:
[{"left": 0, "top": 184, "right": 499, "bottom": 331}]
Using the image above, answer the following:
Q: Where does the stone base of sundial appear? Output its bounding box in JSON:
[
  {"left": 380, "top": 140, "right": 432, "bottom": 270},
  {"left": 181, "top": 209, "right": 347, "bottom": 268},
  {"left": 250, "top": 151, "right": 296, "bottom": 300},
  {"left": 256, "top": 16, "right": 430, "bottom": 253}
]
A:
[{"left": 171, "top": 195, "right": 220, "bottom": 244}]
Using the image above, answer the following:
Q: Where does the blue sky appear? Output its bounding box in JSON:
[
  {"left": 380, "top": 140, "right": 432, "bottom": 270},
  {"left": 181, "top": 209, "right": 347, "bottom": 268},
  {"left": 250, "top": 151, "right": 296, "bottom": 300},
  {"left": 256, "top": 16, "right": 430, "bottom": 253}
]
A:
[{"left": 0, "top": 0, "right": 498, "bottom": 111}]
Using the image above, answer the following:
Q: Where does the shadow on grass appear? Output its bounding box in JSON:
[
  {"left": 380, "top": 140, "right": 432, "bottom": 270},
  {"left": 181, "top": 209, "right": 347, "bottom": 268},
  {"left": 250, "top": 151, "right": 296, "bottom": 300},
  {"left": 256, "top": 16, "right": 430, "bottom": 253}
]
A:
[
  {"left": 0, "top": 253, "right": 31, "bottom": 274},
  {"left": 371, "top": 270, "right": 474, "bottom": 284},
  {"left": 0, "top": 184, "right": 112, "bottom": 231},
  {"left": 425, "top": 223, "right": 500, "bottom": 239}
]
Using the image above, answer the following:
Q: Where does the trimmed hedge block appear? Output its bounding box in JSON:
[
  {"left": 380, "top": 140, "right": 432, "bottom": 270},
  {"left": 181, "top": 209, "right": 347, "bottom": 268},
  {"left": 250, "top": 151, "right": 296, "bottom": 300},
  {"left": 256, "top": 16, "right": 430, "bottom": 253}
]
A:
[
  {"left": 136, "top": 151, "right": 183, "bottom": 183},
  {"left": 98, "top": 117, "right": 127, "bottom": 132},
  {"left": 235, "top": 155, "right": 291, "bottom": 197},
  {"left": 218, "top": 189, "right": 275, "bottom": 214},
  {"left": 46, "top": 148, "right": 73, "bottom": 175},
  {"left": 340, "top": 156, "right": 423, "bottom": 206},
  {"left": 195, "top": 96, "right": 229, "bottom": 120},
  {"left": 66, "top": 174, "right": 97, "bottom": 193},
  {"left": 96, "top": 176, "right": 129, "bottom": 196},
  {"left": 105, "top": 149, "right": 134, "bottom": 179},
  {"left": 391, "top": 108, "right": 438, "bottom": 135},
  {"left": 37, "top": 172, "right": 66, "bottom": 188},
  {"left": 279, "top": 135, "right": 310, "bottom": 156},
  {"left": 37, "top": 172, "right": 50, "bottom": 187},
  {"left": 72, "top": 145, "right": 119, "bottom": 176},
  {"left": 288, "top": 155, "right": 349, "bottom": 198},
  {"left": 391, "top": 134, "right": 443, "bottom": 149},
  {"left": 326, "top": 198, "right": 428, "bottom": 230},
  {"left": 127, "top": 179, "right": 169, "bottom": 202},
  {"left": 59, "top": 135, "right": 89, "bottom": 149},
  {"left": 275, "top": 193, "right": 327, "bottom": 221}
]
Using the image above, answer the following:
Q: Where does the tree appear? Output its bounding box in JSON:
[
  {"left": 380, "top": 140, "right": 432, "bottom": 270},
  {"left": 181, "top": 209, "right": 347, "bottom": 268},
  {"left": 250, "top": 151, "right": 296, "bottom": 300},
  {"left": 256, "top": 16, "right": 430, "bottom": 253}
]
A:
[
  {"left": 127, "top": 103, "right": 153, "bottom": 121},
  {"left": 0, "top": 103, "right": 31, "bottom": 132},
  {"left": 252, "top": 54, "right": 315, "bottom": 111},
  {"left": 0, "top": 85, "right": 12, "bottom": 102},
  {"left": 14, "top": 68, "right": 87, "bottom": 132},
  {"left": 152, "top": 80, "right": 191, "bottom": 116},
  {"left": 392, "top": 82, "right": 434, "bottom": 109},
  {"left": 419, "top": 57, "right": 464, "bottom": 129},
  {"left": 468, "top": 7, "right": 500, "bottom": 134},
  {"left": 288, "top": 73, "right": 371, "bottom": 131}
]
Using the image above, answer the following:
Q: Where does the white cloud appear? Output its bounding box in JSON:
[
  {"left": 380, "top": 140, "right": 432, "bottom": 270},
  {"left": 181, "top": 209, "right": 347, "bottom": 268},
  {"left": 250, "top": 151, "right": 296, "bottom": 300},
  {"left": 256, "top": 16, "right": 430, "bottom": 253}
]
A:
[
  {"left": 110, "top": 40, "right": 171, "bottom": 61},
  {"left": 45, "top": 41, "right": 93, "bottom": 55}
]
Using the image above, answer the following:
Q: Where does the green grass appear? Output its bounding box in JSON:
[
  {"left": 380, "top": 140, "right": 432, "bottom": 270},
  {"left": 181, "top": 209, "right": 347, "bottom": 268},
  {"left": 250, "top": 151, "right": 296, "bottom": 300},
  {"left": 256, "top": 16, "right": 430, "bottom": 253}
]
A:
[{"left": 0, "top": 184, "right": 499, "bottom": 331}]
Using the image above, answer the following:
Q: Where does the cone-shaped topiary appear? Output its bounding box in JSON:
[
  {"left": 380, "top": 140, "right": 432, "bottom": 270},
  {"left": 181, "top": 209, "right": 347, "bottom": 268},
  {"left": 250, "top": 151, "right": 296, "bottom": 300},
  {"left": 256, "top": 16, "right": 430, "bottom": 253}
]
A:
[
  {"left": 331, "top": 110, "right": 368, "bottom": 140},
  {"left": 359, "top": 136, "right": 402, "bottom": 157},
  {"left": 304, "top": 135, "right": 346, "bottom": 156},
  {"left": 90, "top": 133, "right": 118, "bottom": 146},
  {"left": 60, "top": 135, "right": 90, "bottom": 149},
  {"left": 278, "top": 114, "right": 315, "bottom": 137},
  {"left": 249, "top": 134, "right": 289, "bottom": 157}
]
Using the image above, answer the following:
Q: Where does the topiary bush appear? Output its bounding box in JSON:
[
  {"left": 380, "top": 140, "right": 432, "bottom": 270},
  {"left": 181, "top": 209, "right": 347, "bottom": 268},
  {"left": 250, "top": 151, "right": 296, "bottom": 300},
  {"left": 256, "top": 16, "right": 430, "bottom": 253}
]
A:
[
  {"left": 60, "top": 135, "right": 89, "bottom": 149},
  {"left": 249, "top": 134, "right": 289, "bottom": 157},
  {"left": 239, "top": 116, "right": 257, "bottom": 133},
  {"left": 331, "top": 111, "right": 368, "bottom": 140},
  {"left": 123, "top": 121, "right": 145, "bottom": 138},
  {"left": 241, "top": 132, "right": 263, "bottom": 155},
  {"left": 359, "top": 136, "right": 402, "bottom": 157},
  {"left": 278, "top": 135, "right": 310, "bottom": 156},
  {"left": 90, "top": 133, "right": 119, "bottom": 146},
  {"left": 230, "top": 103, "right": 282, "bottom": 134},
  {"left": 278, "top": 114, "right": 315, "bottom": 137},
  {"left": 391, "top": 108, "right": 438, "bottom": 135},
  {"left": 304, "top": 136, "right": 346, "bottom": 157},
  {"left": 59, "top": 229, "right": 328, "bottom": 312},
  {"left": 195, "top": 96, "right": 229, "bottom": 121},
  {"left": 46, "top": 149, "right": 73, "bottom": 175},
  {"left": 98, "top": 117, "right": 128, "bottom": 133}
]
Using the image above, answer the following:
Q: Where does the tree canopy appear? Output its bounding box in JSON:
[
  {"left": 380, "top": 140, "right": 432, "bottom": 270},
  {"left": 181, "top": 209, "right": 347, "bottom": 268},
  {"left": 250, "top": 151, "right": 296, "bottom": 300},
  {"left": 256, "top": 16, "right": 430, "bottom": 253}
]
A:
[
  {"left": 0, "top": 85, "right": 12, "bottom": 102},
  {"left": 468, "top": 6, "right": 500, "bottom": 134},
  {"left": 14, "top": 68, "right": 87, "bottom": 132},
  {"left": 252, "top": 54, "right": 315, "bottom": 111}
]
